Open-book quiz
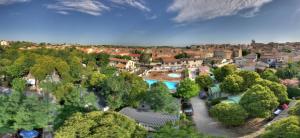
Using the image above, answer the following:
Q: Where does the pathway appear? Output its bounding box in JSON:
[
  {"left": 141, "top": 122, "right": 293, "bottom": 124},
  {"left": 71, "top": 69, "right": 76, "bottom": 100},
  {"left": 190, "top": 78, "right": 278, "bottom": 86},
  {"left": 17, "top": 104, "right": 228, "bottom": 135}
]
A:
[{"left": 191, "top": 97, "right": 239, "bottom": 138}]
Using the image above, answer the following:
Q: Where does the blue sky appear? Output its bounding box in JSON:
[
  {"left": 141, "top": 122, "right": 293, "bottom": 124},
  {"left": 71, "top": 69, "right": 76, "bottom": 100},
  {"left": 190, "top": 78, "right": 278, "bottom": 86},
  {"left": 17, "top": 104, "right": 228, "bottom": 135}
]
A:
[{"left": 0, "top": 0, "right": 299, "bottom": 46}]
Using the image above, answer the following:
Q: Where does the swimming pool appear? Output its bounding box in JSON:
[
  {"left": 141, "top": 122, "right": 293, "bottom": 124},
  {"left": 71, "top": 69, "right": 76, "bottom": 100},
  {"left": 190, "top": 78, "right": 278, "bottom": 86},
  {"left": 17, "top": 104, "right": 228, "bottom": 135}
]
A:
[
  {"left": 145, "top": 79, "right": 178, "bottom": 90},
  {"left": 168, "top": 73, "right": 181, "bottom": 78}
]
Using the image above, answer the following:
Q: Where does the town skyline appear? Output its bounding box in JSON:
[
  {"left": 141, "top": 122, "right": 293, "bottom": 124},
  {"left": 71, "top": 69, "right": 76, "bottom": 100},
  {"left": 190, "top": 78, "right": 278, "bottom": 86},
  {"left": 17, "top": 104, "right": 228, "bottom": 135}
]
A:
[{"left": 0, "top": 0, "right": 300, "bottom": 46}]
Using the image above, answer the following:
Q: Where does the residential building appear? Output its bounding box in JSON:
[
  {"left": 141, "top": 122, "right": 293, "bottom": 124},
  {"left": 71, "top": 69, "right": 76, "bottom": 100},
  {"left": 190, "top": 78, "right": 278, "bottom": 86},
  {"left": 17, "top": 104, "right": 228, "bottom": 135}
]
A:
[
  {"left": 119, "top": 107, "right": 179, "bottom": 131},
  {"left": 161, "top": 58, "right": 203, "bottom": 68},
  {"left": 109, "top": 58, "right": 135, "bottom": 70},
  {"left": 0, "top": 40, "right": 9, "bottom": 46}
]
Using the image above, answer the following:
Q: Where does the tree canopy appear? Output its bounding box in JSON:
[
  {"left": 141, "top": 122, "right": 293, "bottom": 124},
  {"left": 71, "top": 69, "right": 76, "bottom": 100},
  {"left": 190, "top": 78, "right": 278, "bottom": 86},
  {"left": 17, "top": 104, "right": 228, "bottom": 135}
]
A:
[
  {"left": 55, "top": 111, "right": 146, "bottom": 138},
  {"left": 238, "top": 70, "right": 260, "bottom": 89},
  {"left": 175, "top": 78, "right": 200, "bottom": 99},
  {"left": 240, "top": 84, "right": 279, "bottom": 118},
  {"left": 210, "top": 103, "right": 248, "bottom": 126},
  {"left": 195, "top": 75, "right": 213, "bottom": 90},
  {"left": 261, "top": 116, "right": 300, "bottom": 138},
  {"left": 0, "top": 90, "right": 55, "bottom": 131},
  {"left": 144, "top": 82, "right": 180, "bottom": 114},
  {"left": 220, "top": 74, "right": 244, "bottom": 94},
  {"left": 213, "top": 64, "right": 237, "bottom": 82}
]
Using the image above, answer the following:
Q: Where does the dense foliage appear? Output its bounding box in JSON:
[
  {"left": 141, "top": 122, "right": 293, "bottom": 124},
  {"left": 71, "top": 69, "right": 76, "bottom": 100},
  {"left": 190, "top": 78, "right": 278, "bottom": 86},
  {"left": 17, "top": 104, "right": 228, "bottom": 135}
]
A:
[
  {"left": 144, "top": 82, "right": 180, "bottom": 114},
  {"left": 213, "top": 64, "right": 237, "bottom": 82},
  {"left": 175, "top": 53, "right": 191, "bottom": 59},
  {"left": 0, "top": 90, "right": 55, "bottom": 132},
  {"left": 261, "top": 116, "right": 300, "bottom": 138},
  {"left": 220, "top": 74, "right": 244, "bottom": 94},
  {"left": 239, "top": 85, "right": 279, "bottom": 118},
  {"left": 195, "top": 75, "right": 213, "bottom": 90},
  {"left": 210, "top": 103, "right": 248, "bottom": 126},
  {"left": 175, "top": 78, "right": 200, "bottom": 99},
  {"left": 152, "top": 119, "right": 216, "bottom": 138},
  {"left": 55, "top": 111, "right": 147, "bottom": 138},
  {"left": 99, "top": 72, "right": 148, "bottom": 109}
]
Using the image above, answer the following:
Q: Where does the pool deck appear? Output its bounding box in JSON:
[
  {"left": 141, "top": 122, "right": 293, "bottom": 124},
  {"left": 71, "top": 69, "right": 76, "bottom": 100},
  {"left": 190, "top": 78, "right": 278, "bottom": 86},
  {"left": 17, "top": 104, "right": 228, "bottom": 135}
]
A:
[{"left": 145, "top": 71, "right": 183, "bottom": 82}]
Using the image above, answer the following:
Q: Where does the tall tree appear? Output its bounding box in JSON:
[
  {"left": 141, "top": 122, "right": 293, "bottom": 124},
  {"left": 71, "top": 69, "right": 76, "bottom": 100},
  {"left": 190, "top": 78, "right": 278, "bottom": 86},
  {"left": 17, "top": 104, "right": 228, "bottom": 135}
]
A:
[
  {"left": 55, "top": 111, "right": 147, "bottom": 138},
  {"left": 213, "top": 64, "right": 237, "bottom": 82},
  {"left": 261, "top": 116, "right": 300, "bottom": 138},
  {"left": 210, "top": 103, "right": 248, "bottom": 126},
  {"left": 238, "top": 70, "right": 260, "bottom": 89},
  {"left": 144, "top": 82, "right": 180, "bottom": 114},
  {"left": 220, "top": 74, "right": 244, "bottom": 94},
  {"left": 175, "top": 78, "right": 200, "bottom": 99},
  {"left": 195, "top": 75, "right": 213, "bottom": 91},
  {"left": 240, "top": 85, "right": 279, "bottom": 118}
]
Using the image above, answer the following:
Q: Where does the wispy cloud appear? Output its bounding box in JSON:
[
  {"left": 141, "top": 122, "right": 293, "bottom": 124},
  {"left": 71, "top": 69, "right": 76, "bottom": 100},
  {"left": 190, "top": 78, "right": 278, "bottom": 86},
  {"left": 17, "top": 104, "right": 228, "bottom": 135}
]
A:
[
  {"left": 110, "top": 0, "right": 150, "bottom": 12},
  {"left": 47, "top": 0, "right": 110, "bottom": 16},
  {"left": 0, "top": 0, "right": 30, "bottom": 5},
  {"left": 167, "top": 0, "right": 273, "bottom": 23}
]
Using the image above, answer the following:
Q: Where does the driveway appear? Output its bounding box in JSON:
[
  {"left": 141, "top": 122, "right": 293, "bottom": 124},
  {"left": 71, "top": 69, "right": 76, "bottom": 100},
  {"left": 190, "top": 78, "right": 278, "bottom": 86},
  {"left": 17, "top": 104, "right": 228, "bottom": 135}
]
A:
[{"left": 191, "top": 97, "right": 239, "bottom": 138}]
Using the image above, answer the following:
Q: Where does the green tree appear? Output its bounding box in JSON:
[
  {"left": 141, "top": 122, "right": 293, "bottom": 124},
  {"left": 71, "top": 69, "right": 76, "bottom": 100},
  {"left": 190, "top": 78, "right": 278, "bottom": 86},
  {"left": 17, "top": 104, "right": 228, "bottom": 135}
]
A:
[
  {"left": 175, "top": 53, "right": 191, "bottom": 59},
  {"left": 95, "top": 53, "right": 110, "bottom": 67},
  {"left": 220, "top": 74, "right": 244, "bottom": 94},
  {"left": 240, "top": 85, "right": 279, "bottom": 118},
  {"left": 256, "top": 79, "right": 289, "bottom": 104},
  {"left": 144, "top": 82, "right": 180, "bottom": 114},
  {"left": 0, "top": 90, "right": 55, "bottom": 132},
  {"left": 289, "top": 101, "right": 300, "bottom": 116},
  {"left": 175, "top": 78, "right": 200, "bottom": 99},
  {"left": 276, "top": 63, "right": 299, "bottom": 79},
  {"left": 11, "top": 78, "right": 26, "bottom": 92},
  {"left": 120, "top": 72, "right": 148, "bottom": 107},
  {"left": 210, "top": 103, "right": 248, "bottom": 126},
  {"left": 238, "top": 70, "right": 260, "bottom": 89},
  {"left": 261, "top": 116, "right": 300, "bottom": 138},
  {"left": 213, "top": 64, "right": 237, "bottom": 82},
  {"left": 54, "top": 85, "right": 98, "bottom": 130},
  {"left": 88, "top": 71, "right": 106, "bottom": 88},
  {"left": 195, "top": 75, "right": 213, "bottom": 91},
  {"left": 261, "top": 69, "right": 280, "bottom": 82},
  {"left": 153, "top": 120, "right": 214, "bottom": 138},
  {"left": 139, "top": 53, "right": 151, "bottom": 64},
  {"left": 55, "top": 111, "right": 147, "bottom": 138}
]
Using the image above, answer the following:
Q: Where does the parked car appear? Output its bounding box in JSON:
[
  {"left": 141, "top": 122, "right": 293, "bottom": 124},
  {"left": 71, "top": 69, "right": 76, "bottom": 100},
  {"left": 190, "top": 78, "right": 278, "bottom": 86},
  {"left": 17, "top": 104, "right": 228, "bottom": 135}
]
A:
[
  {"left": 181, "top": 100, "right": 194, "bottom": 116},
  {"left": 199, "top": 91, "right": 207, "bottom": 99}
]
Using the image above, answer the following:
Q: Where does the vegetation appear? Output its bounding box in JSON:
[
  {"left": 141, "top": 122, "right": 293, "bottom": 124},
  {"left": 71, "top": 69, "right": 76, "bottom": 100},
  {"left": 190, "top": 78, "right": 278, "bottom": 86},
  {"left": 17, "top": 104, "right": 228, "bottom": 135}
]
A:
[
  {"left": 144, "top": 82, "right": 180, "bottom": 114},
  {"left": 289, "top": 101, "right": 300, "bottom": 116},
  {"left": 152, "top": 119, "right": 216, "bottom": 138},
  {"left": 255, "top": 79, "right": 289, "bottom": 104},
  {"left": 175, "top": 78, "right": 200, "bottom": 99},
  {"left": 261, "top": 116, "right": 300, "bottom": 138},
  {"left": 238, "top": 70, "right": 260, "bottom": 89},
  {"left": 220, "top": 74, "right": 244, "bottom": 94},
  {"left": 99, "top": 72, "right": 148, "bottom": 109},
  {"left": 175, "top": 53, "right": 191, "bottom": 59},
  {"left": 0, "top": 90, "right": 55, "bottom": 131},
  {"left": 195, "top": 75, "right": 213, "bottom": 90},
  {"left": 239, "top": 85, "right": 279, "bottom": 118},
  {"left": 213, "top": 64, "right": 237, "bottom": 82},
  {"left": 261, "top": 69, "right": 280, "bottom": 82},
  {"left": 55, "top": 111, "right": 147, "bottom": 138},
  {"left": 210, "top": 103, "right": 248, "bottom": 126}
]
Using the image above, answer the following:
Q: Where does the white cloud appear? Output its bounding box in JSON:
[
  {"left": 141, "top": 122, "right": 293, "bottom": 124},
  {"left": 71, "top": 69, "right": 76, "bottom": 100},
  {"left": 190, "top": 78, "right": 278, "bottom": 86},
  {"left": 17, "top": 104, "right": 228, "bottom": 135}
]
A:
[
  {"left": 168, "top": 0, "right": 273, "bottom": 23},
  {"left": 110, "top": 0, "right": 150, "bottom": 12},
  {"left": 0, "top": 0, "right": 30, "bottom": 5},
  {"left": 47, "top": 0, "right": 110, "bottom": 16}
]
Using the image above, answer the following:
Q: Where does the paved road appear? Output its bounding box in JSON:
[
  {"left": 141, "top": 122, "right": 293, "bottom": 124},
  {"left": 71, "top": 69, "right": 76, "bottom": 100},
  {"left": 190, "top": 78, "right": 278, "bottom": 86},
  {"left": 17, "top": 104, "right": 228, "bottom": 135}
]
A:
[{"left": 191, "top": 97, "right": 239, "bottom": 138}]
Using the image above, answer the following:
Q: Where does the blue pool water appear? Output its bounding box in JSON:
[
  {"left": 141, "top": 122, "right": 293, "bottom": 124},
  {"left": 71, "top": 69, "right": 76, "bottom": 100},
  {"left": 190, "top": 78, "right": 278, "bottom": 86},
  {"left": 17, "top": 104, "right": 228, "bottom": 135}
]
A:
[
  {"left": 168, "top": 73, "right": 181, "bottom": 78},
  {"left": 145, "top": 79, "right": 178, "bottom": 90}
]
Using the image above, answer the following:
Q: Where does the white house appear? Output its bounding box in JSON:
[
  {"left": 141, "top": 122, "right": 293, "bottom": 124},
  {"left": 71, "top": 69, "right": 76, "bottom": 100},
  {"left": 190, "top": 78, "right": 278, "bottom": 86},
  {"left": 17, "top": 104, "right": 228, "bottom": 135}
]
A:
[
  {"left": 161, "top": 58, "right": 203, "bottom": 68},
  {"left": 109, "top": 58, "right": 135, "bottom": 70},
  {"left": 0, "top": 40, "right": 9, "bottom": 46}
]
